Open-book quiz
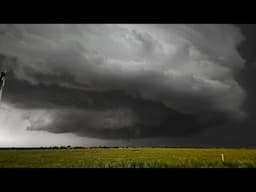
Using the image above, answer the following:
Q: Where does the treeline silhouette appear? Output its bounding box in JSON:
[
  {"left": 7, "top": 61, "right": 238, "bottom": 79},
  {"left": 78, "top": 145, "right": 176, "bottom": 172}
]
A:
[
  {"left": 0, "top": 146, "right": 252, "bottom": 150},
  {"left": 0, "top": 146, "right": 130, "bottom": 150},
  {"left": 0, "top": 146, "right": 191, "bottom": 150}
]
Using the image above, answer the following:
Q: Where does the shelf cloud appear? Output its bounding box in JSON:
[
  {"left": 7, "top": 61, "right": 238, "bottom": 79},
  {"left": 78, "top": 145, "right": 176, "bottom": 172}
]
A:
[{"left": 0, "top": 24, "right": 247, "bottom": 140}]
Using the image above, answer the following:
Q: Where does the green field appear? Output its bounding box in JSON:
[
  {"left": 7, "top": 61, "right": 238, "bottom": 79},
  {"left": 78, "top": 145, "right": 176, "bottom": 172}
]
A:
[{"left": 0, "top": 148, "right": 256, "bottom": 168}]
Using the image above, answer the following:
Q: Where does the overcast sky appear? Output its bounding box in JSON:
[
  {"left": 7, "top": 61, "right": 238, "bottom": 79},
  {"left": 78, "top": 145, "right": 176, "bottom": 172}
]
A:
[{"left": 0, "top": 24, "right": 255, "bottom": 147}]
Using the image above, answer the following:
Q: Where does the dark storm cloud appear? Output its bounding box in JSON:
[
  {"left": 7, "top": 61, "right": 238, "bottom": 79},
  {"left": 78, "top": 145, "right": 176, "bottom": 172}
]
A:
[
  {"left": 0, "top": 62, "right": 231, "bottom": 139},
  {"left": 0, "top": 24, "right": 247, "bottom": 140},
  {"left": 0, "top": 55, "right": 239, "bottom": 139}
]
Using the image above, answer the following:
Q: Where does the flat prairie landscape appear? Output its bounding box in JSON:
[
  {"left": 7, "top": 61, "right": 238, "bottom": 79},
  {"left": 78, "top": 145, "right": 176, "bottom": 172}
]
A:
[{"left": 0, "top": 148, "right": 256, "bottom": 168}]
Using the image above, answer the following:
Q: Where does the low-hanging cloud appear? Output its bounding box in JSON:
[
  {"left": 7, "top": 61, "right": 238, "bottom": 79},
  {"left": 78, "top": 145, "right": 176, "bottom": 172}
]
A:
[{"left": 0, "top": 24, "right": 247, "bottom": 139}]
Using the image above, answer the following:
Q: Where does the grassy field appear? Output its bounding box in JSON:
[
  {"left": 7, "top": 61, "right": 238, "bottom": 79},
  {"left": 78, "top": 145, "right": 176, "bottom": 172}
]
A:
[{"left": 0, "top": 148, "right": 256, "bottom": 168}]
